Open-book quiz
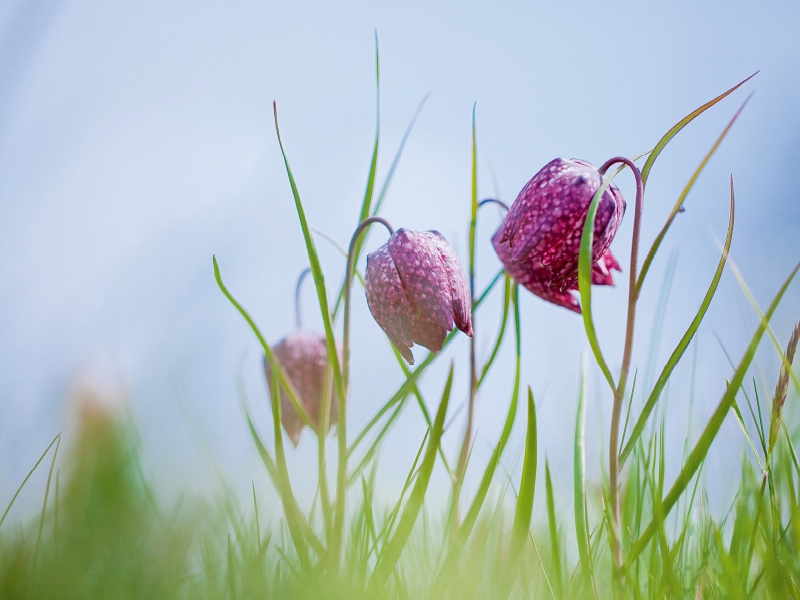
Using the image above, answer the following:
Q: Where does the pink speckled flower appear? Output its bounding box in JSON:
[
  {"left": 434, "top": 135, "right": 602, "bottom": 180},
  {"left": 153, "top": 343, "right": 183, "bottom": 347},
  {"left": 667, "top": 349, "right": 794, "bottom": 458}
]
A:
[
  {"left": 493, "top": 158, "right": 626, "bottom": 312},
  {"left": 365, "top": 228, "right": 473, "bottom": 365},
  {"left": 264, "top": 331, "right": 338, "bottom": 446}
]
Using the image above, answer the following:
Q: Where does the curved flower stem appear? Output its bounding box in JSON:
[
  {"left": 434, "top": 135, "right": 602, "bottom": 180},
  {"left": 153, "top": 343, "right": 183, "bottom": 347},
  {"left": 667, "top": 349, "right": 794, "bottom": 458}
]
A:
[
  {"left": 294, "top": 268, "right": 311, "bottom": 330},
  {"left": 477, "top": 198, "right": 510, "bottom": 212},
  {"left": 333, "top": 216, "right": 394, "bottom": 562},
  {"left": 454, "top": 198, "right": 510, "bottom": 510},
  {"left": 598, "top": 156, "right": 644, "bottom": 576}
]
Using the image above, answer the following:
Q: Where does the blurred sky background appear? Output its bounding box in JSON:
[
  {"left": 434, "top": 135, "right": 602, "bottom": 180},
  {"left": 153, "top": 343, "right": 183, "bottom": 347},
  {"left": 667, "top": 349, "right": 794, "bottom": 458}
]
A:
[{"left": 2, "top": 0, "right": 799, "bottom": 521}]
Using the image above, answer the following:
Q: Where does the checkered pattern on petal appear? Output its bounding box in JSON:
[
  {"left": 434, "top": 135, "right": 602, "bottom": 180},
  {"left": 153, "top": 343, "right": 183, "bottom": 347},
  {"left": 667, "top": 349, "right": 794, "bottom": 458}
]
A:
[
  {"left": 365, "top": 243, "right": 415, "bottom": 364},
  {"left": 388, "top": 228, "right": 456, "bottom": 334}
]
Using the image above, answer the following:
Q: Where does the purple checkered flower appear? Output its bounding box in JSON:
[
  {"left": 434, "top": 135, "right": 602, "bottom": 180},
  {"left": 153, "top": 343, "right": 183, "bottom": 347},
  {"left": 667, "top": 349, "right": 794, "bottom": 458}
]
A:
[
  {"left": 264, "top": 331, "right": 338, "bottom": 446},
  {"left": 493, "top": 158, "right": 626, "bottom": 312},
  {"left": 365, "top": 228, "right": 473, "bottom": 365}
]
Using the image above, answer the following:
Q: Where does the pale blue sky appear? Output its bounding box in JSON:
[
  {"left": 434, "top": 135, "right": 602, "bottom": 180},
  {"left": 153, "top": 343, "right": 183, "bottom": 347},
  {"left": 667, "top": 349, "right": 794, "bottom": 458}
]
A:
[{"left": 2, "top": 0, "right": 799, "bottom": 515}]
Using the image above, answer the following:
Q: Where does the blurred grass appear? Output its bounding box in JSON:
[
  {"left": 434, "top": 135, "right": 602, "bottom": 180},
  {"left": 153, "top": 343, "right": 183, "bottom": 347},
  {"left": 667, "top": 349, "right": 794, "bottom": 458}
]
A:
[{"left": 2, "top": 369, "right": 799, "bottom": 599}]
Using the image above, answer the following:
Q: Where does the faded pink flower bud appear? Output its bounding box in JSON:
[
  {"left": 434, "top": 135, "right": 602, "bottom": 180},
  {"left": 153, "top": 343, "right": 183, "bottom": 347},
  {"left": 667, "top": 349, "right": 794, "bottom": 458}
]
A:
[
  {"left": 365, "top": 228, "right": 473, "bottom": 365},
  {"left": 493, "top": 158, "right": 626, "bottom": 312},
  {"left": 264, "top": 331, "right": 338, "bottom": 446}
]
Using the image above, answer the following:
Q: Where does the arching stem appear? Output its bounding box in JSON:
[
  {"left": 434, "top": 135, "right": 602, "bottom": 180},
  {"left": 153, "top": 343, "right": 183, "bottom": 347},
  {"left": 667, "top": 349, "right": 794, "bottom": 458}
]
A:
[
  {"left": 597, "top": 156, "right": 644, "bottom": 576},
  {"left": 294, "top": 268, "right": 311, "bottom": 330},
  {"left": 332, "top": 216, "right": 394, "bottom": 562}
]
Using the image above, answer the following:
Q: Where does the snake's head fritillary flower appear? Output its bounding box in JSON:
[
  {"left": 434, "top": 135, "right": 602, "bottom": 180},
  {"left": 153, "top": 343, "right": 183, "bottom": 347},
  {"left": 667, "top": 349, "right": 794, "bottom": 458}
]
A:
[
  {"left": 493, "top": 158, "right": 626, "bottom": 312},
  {"left": 264, "top": 331, "right": 338, "bottom": 447},
  {"left": 365, "top": 228, "right": 473, "bottom": 365}
]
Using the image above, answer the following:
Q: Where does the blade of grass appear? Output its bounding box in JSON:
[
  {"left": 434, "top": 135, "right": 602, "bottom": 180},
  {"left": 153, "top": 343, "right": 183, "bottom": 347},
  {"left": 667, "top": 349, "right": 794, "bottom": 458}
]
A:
[
  {"left": 33, "top": 432, "right": 61, "bottom": 567},
  {"left": 0, "top": 431, "right": 61, "bottom": 531},
  {"left": 640, "top": 72, "right": 757, "bottom": 186},
  {"left": 574, "top": 357, "right": 597, "bottom": 598},
  {"left": 478, "top": 275, "right": 512, "bottom": 388},
  {"left": 577, "top": 171, "right": 621, "bottom": 392},
  {"left": 545, "top": 460, "right": 565, "bottom": 599},
  {"left": 215, "top": 256, "right": 314, "bottom": 428},
  {"left": 499, "top": 387, "right": 538, "bottom": 598},
  {"left": 367, "top": 362, "right": 454, "bottom": 594},
  {"left": 428, "top": 285, "right": 521, "bottom": 596},
  {"left": 371, "top": 92, "right": 430, "bottom": 217},
  {"left": 620, "top": 179, "right": 735, "bottom": 464},
  {"left": 637, "top": 98, "right": 750, "bottom": 295},
  {"left": 627, "top": 260, "right": 800, "bottom": 564}
]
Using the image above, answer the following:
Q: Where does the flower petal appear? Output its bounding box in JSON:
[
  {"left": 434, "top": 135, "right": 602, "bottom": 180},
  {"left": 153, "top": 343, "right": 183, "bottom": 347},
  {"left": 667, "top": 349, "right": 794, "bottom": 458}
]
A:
[
  {"left": 365, "top": 243, "right": 415, "bottom": 364},
  {"left": 388, "top": 228, "right": 455, "bottom": 333}
]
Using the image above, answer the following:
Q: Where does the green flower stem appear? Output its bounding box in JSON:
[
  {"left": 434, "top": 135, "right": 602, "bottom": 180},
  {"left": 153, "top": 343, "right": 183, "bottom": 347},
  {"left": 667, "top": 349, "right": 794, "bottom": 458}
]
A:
[
  {"left": 294, "top": 268, "right": 311, "bottom": 330},
  {"left": 454, "top": 196, "right": 509, "bottom": 515},
  {"left": 337, "top": 216, "right": 394, "bottom": 563},
  {"left": 598, "top": 156, "right": 644, "bottom": 576}
]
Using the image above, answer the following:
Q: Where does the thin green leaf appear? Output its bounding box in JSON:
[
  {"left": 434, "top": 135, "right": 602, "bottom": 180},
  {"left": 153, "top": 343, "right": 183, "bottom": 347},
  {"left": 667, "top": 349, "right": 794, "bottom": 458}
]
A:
[
  {"left": 367, "top": 362, "right": 454, "bottom": 594},
  {"left": 627, "top": 260, "right": 800, "bottom": 564},
  {"left": 272, "top": 104, "right": 344, "bottom": 404},
  {"left": 545, "top": 460, "right": 565, "bottom": 599},
  {"left": 573, "top": 357, "right": 597, "bottom": 597},
  {"left": 640, "top": 72, "right": 757, "bottom": 186},
  {"left": 500, "top": 387, "right": 538, "bottom": 598},
  {"left": 731, "top": 399, "right": 765, "bottom": 471},
  {"left": 478, "top": 275, "right": 512, "bottom": 388},
  {"left": 428, "top": 285, "right": 521, "bottom": 597},
  {"left": 371, "top": 93, "right": 430, "bottom": 217},
  {"left": 578, "top": 174, "right": 619, "bottom": 392},
  {"left": 637, "top": 98, "right": 750, "bottom": 295},
  {"left": 620, "top": 182, "right": 735, "bottom": 464},
  {"left": 0, "top": 432, "right": 61, "bottom": 531}
]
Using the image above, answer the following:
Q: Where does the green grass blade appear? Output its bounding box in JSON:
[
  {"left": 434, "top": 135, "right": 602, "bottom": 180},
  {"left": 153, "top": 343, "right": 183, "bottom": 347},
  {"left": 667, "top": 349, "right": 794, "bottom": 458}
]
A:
[
  {"left": 428, "top": 286, "right": 521, "bottom": 596},
  {"left": 620, "top": 182, "right": 735, "bottom": 464},
  {"left": 214, "top": 257, "right": 314, "bottom": 429},
  {"left": 725, "top": 252, "right": 800, "bottom": 397},
  {"left": 367, "top": 362, "right": 453, "bottom": 594},
  {"left": 272, "top": 104, "right": 344, "bottom": 403},
  {"left": 478, "top": 275, "right": 512, "bottom": 388},
  {"left": 545, "top": 460, "right": 565, "bottom": 599},
  {"left": 627, "top": 261, "right": 800, "bottom": 564},
  {"left": 268, "top": 360, "right": 312, "bottom": 568},
  {"left": 573, "top": 357, "right": 596, "bottom": 597},
  {"left": 731, "top": 399, "right": 765, "bottom": 471},
  {"left": 500, "top": 387, "right": 538, "bottom": 597},
  {"left": 33, "top": 433, "right": 61, "bottom": 567},
  {"left": 371, "top": 93, "right": 430, "bottom": 217},
  {"left": 0, "top": 431, "right": 61, "bottom": 531},
  {"left": 578, "top": 173, "right": 619, "bottom": 392},
  {"left": 636, "top": 99, "right": 750, "bottom": 295},
  {"left": 640, "top": 72, "right": 757, "bottom": 187}
]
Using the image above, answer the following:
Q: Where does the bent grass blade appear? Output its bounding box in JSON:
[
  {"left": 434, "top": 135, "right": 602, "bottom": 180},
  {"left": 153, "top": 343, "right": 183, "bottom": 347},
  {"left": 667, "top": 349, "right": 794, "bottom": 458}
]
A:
[
  {"left": 640, "top": 72, "right": 757, "bottom": 187},
  {"left": 367, "top": 363, "right": 453, "bottom": 594},
  {"left": 627, "top": 261, "right": 800, "bottom": 564},
  {"left": 636, "top": 98, "right": 750, "bottom": 295},
  {"left": 619, "top": 180, "right": 735, "bottom": 465}
]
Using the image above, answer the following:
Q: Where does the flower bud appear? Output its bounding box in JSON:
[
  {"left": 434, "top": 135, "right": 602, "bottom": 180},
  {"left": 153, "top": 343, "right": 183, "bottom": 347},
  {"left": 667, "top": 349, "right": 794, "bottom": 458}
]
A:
[
  {"left": 365, "top": 228, "right": 473, "bottom": 365},
  {"left": 264, "top": 331, "right": 338, "bottom": 446},
  {"left": 493, "top": 158, "right": 626, "bottom": 312}
]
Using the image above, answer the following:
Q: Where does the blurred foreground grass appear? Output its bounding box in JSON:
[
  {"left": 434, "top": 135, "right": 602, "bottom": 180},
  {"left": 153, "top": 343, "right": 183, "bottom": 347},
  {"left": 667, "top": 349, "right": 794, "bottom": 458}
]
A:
[{"left": 1, "top": 380, "right": 799, "bottom": 599}]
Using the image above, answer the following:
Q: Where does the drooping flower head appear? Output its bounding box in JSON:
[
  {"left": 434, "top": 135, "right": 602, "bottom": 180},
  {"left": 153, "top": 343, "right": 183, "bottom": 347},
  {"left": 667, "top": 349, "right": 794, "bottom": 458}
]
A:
[
  {"left": 493, "top": 158, "right": 626, "bottom": 312},
  {"left": 365, "top": 228, "right": 473, "bottom": 365},
  {"left": 264, "top": 331, "right": 338, "bottom": 446}
]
